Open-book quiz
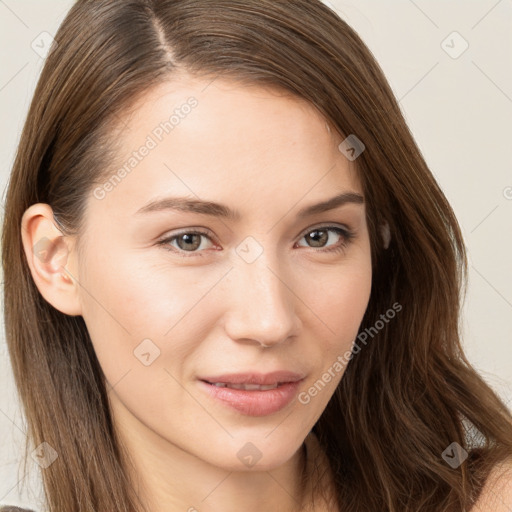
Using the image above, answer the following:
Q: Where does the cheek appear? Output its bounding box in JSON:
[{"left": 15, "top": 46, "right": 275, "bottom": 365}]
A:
[
  {"left": 308, "top": 256, "right": 372, "bottom": 364},
  {"left": 310, "top": 255, "right": 372, "bottom": 329},
  {"left": 77, "top": 246, "right": 230, "bottom": 385},
  {"left": 79, "top": 244, "right": 215, "bottom": 332},
  {"left": 78, "top": 233, "right": 371, "bottom": 390},
  {"left": 293, "top": 261, "right": 371, "bottom": 410}
]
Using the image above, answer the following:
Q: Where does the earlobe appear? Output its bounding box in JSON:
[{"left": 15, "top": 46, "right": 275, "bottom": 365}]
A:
[{"left": 20, "top": 203, "right": 82, "bottom": 316}]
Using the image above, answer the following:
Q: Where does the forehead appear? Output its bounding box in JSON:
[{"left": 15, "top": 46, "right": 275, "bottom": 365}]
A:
[{"left": 90, "top": 76, "right": 362, "bottom": 221}]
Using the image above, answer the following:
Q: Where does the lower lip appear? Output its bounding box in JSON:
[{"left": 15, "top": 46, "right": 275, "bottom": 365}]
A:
[{"left": 198, "top": 379, "right": 303, "bottom": 416}]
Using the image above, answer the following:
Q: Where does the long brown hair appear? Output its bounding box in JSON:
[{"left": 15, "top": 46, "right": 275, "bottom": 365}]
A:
[{"left": 2, "top": 1, "right": 511, "bottom": 510}]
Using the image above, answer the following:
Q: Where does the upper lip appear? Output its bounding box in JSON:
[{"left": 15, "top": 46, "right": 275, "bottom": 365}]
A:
[{"left": 200, "top": 371, "right": 305, "bottom": 386}]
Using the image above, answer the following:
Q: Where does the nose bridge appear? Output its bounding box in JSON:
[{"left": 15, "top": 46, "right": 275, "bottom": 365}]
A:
[{"left": 223, "top": 243, "right": 299, "bottom": 345}]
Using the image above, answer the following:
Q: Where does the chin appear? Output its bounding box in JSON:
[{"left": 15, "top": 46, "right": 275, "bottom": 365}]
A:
[{"left": 202, "top": 432, "right": 305, "bottom": 472}]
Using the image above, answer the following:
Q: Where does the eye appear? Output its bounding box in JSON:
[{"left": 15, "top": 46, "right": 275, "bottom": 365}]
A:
[
  {"left": 156, "top": 225, "right": 355, "bottom": 257},
  {"left": 295, "top": 225, "right": 355, "bottom": 254},
  {"left": 157, "top": 229, "right": 216, "bottom": 257}
]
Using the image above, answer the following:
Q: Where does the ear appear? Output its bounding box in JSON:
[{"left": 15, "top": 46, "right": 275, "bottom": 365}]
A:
[
  {"left": 20, "top": 203, "right": 82, "bottom": 316},
  {"left": 380, "top": 220, "right": 391, "bottom": 250}
]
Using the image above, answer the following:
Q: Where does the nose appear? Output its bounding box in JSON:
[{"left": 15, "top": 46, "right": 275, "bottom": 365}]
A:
[{"left": 222, "top": 254, "right": 301, "bottom": 348}]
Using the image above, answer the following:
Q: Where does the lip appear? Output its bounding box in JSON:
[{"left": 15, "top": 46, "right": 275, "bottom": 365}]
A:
[
  {"left": 199, "top": 371, "right": 305, "bottom": 386},
  {"left": 197, "top": 371, "right": 306, "bottom": 416}
]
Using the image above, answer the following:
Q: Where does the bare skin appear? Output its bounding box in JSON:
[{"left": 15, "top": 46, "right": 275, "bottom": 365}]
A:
[{"left": 21, "top": 76, "right": 372, "bottom": 511}]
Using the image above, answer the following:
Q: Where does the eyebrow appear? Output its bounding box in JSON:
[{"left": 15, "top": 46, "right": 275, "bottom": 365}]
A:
[{"left": 135, "top": 191, "right": 364, "bottom": 221}]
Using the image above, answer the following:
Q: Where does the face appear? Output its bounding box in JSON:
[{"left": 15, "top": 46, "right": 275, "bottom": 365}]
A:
[{"left": 74, "top": 77, "right": 372, "bottom": 473}]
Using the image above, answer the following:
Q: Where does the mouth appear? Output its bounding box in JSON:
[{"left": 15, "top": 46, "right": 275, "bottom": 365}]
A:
[
  {"left": 201, "top": 381, "right": 287, "bottom": 391},
  {"left": 198, "top": 370, "right": 305, "bottom": 386},
  {"left": 197, "top": 372, "right": 306, "bottom": 416}
]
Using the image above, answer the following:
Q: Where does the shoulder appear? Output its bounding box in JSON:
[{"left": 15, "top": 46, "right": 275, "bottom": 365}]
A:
[
  {"left": 472, "top": 459, "right": 512, "bottom": 511},
  {"left": 0, "top": 507, "right": 36, "bottom": 511}
]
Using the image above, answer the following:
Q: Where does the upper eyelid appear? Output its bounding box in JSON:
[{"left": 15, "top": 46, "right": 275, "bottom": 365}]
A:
[{"left": 297, "top": 223, "right": 351, "bottom": 238}]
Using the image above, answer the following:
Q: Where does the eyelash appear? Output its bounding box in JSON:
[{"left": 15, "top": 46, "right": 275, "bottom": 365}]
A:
[{"left": 156, "top": 225, "right": 355, "bottom": 258}]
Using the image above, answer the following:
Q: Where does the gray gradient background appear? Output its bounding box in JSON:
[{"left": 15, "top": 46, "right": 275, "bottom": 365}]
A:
[{"left": 1, "top": 0, "right": 511, "bottom": 509}]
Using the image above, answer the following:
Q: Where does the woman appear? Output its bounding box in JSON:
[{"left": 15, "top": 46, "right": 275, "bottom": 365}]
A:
[{"left": 2, "top": 1, "right": 512, "bottom": 511}]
